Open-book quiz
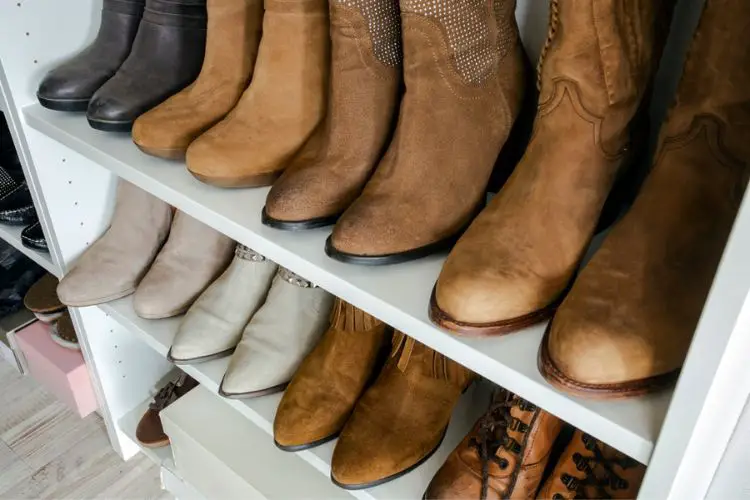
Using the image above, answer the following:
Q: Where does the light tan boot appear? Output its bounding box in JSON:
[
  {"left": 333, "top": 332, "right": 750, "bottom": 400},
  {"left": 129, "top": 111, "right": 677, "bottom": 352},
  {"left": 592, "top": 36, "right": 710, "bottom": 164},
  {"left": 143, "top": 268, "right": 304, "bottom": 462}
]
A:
[
  {"left": 57, "top": 181, "right": 172, "bottom": 306},
  {"left": 262, "top": 0, "right": 402, "bottom": 229},
  {"left": 133, "top": 211, "right": 235, "bottom": 319},
  {"left": 186, "top": 0, "right": 330, "bottom": 187},
  {"left": 325, "top": 0, "right": 527, "bottom": 264},
  {"left": 541, "top": 0, "right": 750, "bottom": 399},
  {"left": 132, "top": 0, "right": 263, "bottom": 160},
  {"left": 432, "top": 0, "right": 674, "bottom": 335}
]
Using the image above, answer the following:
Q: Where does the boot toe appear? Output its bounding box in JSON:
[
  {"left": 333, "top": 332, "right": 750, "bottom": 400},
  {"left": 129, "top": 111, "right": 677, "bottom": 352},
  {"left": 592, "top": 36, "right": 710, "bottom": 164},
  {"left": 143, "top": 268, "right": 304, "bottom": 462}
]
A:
[
  {"left": 87, "top": 92, "right": 136, "bottom": 125},
  {"left": 265, "top": 168, "right": 347, "bottom": 223},
  {"left": 273, "top": 405, "right": 339, "bottom": 449},
  {"left": 57, "top": 268, "right": 136, "bottom": 307},
  {"left": 169, "top": 325, "right": 237, "bottom": 362},
  {"left": 132, "top": 111, "right": 191, "bottom": 155},
  {"left": 133, "top": 279, "right": 193, "bottom": 319},
  {"left": 186, "top": 132, "right": 242, "bottom": 181},
  {"left": 424, "top": 455, "right": 485, "bottom": 500}
]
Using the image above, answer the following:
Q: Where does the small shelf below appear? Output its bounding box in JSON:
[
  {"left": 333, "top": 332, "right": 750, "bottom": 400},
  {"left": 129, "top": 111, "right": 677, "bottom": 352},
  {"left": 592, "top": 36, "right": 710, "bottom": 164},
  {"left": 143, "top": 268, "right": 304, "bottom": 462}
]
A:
[
  {"left": 0, "top": 222, "right": 58, "bottom": 276},
  {"left": 118, "top": 395, "right": 175, "bottom": 470}
]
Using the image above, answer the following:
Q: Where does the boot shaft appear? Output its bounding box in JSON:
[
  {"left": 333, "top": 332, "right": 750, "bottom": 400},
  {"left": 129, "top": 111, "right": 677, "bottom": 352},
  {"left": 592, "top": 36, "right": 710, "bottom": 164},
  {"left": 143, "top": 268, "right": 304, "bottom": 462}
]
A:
[
  {"left": 143, "top": 0, "right": 207, "bottom": 27},
  {"left": 389, "top": 332, "right": 474, "bottom": 390},
  {"left": 331, "top": 0, "right": 402, "bottom": 69}
]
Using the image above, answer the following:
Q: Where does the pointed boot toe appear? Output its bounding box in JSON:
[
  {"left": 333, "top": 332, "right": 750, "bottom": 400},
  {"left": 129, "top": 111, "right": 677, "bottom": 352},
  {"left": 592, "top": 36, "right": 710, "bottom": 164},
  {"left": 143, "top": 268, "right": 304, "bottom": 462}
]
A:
[
  {"left": 57, "top": 263, "right": 138, "bottom": 307},
  {"left": 273, "top": 403, "right": 340, "bottom": 451}
]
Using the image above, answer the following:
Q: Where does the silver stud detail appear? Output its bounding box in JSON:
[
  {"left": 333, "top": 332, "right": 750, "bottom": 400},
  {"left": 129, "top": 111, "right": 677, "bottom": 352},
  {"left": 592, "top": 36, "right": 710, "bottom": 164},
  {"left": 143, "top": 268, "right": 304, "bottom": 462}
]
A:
[
  {"left": 277, "top": 267, "right": 317, "bottom": 288},
  {"left": 235, "top": 245, "right": 267, "bottom": 262},
  {"left": 335, "top": 0, "right": 402, "bottom": 67}
]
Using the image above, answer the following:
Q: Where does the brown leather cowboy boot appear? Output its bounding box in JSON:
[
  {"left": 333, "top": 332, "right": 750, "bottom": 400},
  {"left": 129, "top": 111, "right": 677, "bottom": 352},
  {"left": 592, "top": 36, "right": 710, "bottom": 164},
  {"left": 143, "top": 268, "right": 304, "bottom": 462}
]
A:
[
  {"left": 431, "top": 0, "right": 674, "bottom": 335},
  {"left": 325, "top": 0, "right": 527, "bottom": 264},
  {"left": 536, "top": 431, "right": 645, "bottom": 499},
  {"left": 273, "top": 299, "right": 391, "bottom": 450},
  {"left": 424, "top": 390, "right": 562, "bottom": 500},
  {"left": 186, "top": 0, "right": 330, "bottom": 187},
  {"left": 331, "top": 332, "right": 474, "bottom": 489},
  {"left": 262, "top": 0, "right": 402, "bottom": 230},
  {"left": 540, "top": 0, "right": 750, "bottom": 399},
  {"left": 132, "top": 0, "right": 263, "bottom": 160}
]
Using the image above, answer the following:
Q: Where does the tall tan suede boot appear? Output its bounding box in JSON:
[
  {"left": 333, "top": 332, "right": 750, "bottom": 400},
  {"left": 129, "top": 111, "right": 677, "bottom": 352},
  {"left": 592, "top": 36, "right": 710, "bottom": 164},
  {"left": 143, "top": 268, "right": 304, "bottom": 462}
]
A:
[
  {"left": 262, "top": 0, "right": 402, "bottom": 229},
  {"left": 325, "top": 0, "right": 527, "bottom": 264},
  {"left": 432, "top": 0, "right": 674, "bottom": 335},
  {"left": 132, "top": 0, "right": 263, "bottom": 160},
  {"left": 186, "top": 0, "right": 330, "bottom": 187},
  {"left": 541, "top": 0, "right": 750, "bottom": 399}
]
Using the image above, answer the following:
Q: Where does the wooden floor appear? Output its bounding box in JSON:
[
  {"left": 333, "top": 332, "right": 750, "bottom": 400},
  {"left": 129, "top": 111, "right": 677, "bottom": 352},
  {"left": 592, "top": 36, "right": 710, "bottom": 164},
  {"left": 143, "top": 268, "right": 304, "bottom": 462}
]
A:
[{"left": 0, "top": 359, "right": 168, "bottom": 499}]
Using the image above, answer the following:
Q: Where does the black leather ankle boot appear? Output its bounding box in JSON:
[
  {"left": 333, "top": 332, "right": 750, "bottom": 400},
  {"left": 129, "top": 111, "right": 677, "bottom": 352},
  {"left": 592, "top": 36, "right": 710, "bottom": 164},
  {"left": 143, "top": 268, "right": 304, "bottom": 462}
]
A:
[
  {"left": 86, "top": 0, "right": 207, "bottom": 132},
  {"left": 37, "top": 0, "right": 145, "bottom": 112}
]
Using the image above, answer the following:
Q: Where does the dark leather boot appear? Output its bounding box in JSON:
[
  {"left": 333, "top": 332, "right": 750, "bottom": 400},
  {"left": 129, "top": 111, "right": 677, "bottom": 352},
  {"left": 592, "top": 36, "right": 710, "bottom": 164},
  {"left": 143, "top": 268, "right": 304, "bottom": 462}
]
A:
[
  {"left": 87, "top": 0, "right": 207, "bottom": 132},
  {"left": 37, "top": 0, "right": 145, "bottom": 112}
]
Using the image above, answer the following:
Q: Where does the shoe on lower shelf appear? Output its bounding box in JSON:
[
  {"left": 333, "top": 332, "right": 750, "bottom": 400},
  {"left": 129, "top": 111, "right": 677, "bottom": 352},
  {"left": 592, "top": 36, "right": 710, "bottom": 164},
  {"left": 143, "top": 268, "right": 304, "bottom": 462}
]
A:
[
  {"left": 49, "top": 311, "right": 80, "bottom": 351},
  {"left": 0, "top": 181, "right": 36, "bottom": 226},
  {"left": 21, "top": 220, "right": 48, "bottom": 252},
  {"left": 24, "top": 273, "right": 65, "bottom": 323},
  {"left": 136, "top": 372, "right": 198, "bottom": 448}
]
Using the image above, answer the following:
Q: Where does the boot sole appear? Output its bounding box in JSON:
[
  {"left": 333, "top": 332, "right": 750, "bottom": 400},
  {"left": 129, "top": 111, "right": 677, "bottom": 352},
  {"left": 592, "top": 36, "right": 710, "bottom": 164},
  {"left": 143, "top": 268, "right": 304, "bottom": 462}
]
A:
[
  {"left": 135, "top": 143, "right": 187, "bottom": 161},
  {"left": 330, "top": 428, "right": 447, "bottom": 490},
  {"left": 37, "top": 95, "right": 90, "bottom": 112},
  {"left": 87, "top": 117, "right": 133, "bottom": 132},
  {"left": 218, "top": 380, "right": 288, "bottom": 399},
  {"left": 428, "top": 286, "right": 561, "bottom": 336},
  {"left": 324, "top": 234, "right": 459, "bottom": 266},
  {"left": 274, "top": 433, "right": 339, "bottom": 452},
  {"left": 138, "top": 436, "right": 171, "bottom": 449},
  {"left": 537, "top": 323, "right": 678, "bottom": 399},
  {"left": 189, "top": 170, "right": 282, "bottom": 189},
  {"left": 167, "top": 346, "right": 235, "bottom": 365},
  {"left": 261, "top": 207, "right": 339, "bottom": 231},
  {"left": 58, "top": 287, "right": 136, "bottom": 308}
]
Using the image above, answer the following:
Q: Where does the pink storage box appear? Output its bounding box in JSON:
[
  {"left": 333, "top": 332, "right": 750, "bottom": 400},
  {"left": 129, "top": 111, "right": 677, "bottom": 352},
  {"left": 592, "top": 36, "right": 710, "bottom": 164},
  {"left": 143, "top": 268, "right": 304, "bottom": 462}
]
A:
[{"left": 15, "top": 321, "right": 97, "bottom": 417}]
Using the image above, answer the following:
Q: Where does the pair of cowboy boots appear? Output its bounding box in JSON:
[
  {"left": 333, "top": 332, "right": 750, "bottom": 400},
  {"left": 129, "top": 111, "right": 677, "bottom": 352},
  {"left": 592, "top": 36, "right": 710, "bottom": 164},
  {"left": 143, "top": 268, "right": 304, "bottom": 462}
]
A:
[
  {"left": 57, "top": 181, "right": 234, "bottom": 319},
  {"left": 263, "top": 0, "right": 530, "bottom": 265},
  {"left": 273, "top": 300, "right": 475, "bottom": 489},
  {"left": 425, "top": 390, "right": 645, "bottom": 499},
  {"left": 133, "top": 0, "right": 329, "bottom": 188},
  {"left": 433, "top": 0, "right": 750, "bottom": 398}
]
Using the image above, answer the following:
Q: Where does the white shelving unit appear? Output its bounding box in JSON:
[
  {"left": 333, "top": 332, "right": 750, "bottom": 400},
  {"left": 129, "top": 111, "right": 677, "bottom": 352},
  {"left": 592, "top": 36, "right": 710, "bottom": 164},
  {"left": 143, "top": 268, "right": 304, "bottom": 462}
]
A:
[
  {"left": 2, "top": 0, "right": 750, "bottom": 499},
  {"left": 0, "top": 222, "right": 58, "bottom": 276}
]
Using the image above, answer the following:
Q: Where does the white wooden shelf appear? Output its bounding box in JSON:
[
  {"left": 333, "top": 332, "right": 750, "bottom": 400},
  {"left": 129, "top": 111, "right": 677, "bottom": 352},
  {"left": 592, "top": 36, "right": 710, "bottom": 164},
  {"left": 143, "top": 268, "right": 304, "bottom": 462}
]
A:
[
  {"left": 0, "top": 222, "right": 59, "bottom": 276},
  {"left": 27, "top": 104, "right": 671, "bottom": 464}
]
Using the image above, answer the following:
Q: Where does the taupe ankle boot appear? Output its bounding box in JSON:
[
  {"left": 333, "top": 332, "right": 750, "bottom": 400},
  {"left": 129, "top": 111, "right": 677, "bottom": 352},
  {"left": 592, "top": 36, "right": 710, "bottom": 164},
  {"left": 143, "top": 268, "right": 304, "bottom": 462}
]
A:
[
  {"left": 432, "top": 0, "right": 674, "bottom": 335},
  {"left": 541, "top": 0, "right": 750, "bottom": 399},
  {"left": 57, "top": 181, "right": 172, "bottom": 307},
  {"left": 326, "top": 0, "right": 527, "bottom": 264},
  {"left": 133, "top": 0, "right": 264, "bottom": 160},
  {"left": 262, "top": 0, "right": 402, "bottom": 229}
]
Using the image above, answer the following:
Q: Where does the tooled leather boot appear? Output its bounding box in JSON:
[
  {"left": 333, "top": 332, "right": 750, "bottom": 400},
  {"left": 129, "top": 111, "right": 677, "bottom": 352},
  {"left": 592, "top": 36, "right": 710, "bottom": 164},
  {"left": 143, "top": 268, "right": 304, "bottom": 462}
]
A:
[
  {"left": 425, "top": 391, "right": 562, "bottom": 500},
  {"left": 132, "top": 0, "right": 263, "bottom": 160},
  {"left": 186, "top": 0, "right": 330, "bottom": 187},
  {"left": 87, "top": 0, "right": 207, "bottom": 132},
  {"left": 274, "top": 299, "right": 391, "bottom": 450},
  {"left": 540, "top": 0, "right": 750, "bottom": 399},
  {"left": 325, "top": 0, "right": 527, "bottom": 264},
  {"left": 536, "top": 431, "right": 645, "bottom": 499},
  {"left": 431, "top": 0, "right": 674, "bottom": 335},
  {"left": 37, "top": 0, "right": 145, "bottom": 112},
  {"left": 262, "top": 0, "right": 402, "bottom": 229},
  {"left": 331, "top": 332, "right": 474, "bottom": 489}
]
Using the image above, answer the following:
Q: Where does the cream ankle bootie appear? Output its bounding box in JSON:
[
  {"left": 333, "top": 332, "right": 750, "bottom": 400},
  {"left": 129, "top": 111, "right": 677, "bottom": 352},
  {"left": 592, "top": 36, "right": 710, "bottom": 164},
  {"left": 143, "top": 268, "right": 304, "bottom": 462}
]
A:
[
  {"left": 219, "top": 268, "right": 334, "bottom": 398},
  {"left": 169, "top": 246, "right": 278, "bottom": 363}
]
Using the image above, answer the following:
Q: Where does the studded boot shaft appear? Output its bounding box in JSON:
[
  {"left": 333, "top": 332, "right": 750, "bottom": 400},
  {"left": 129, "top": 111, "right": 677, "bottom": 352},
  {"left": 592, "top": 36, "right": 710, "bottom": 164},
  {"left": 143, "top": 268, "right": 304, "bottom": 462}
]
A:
[
  {"left": 326, "top": 0, "right": 527, "bottom": 263},
  {"left": 263, "top": 0, "right": 403, "bottom": 229},
  {"left": 432, "top": 0, "right": 674, "bottom": 335}
]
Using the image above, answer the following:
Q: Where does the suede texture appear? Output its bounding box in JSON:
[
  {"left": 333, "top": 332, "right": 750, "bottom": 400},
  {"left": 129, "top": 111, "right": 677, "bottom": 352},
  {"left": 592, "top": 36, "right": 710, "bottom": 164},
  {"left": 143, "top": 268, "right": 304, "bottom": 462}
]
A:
[
  {"left": 186, "top": 0, "right": 330, "bottom": 187},
  {"left": 133, "top": 211, "right": 235, "bottom": 319},
  {"left": 264, "top": 0, "right": 402, "bottom": 224},
  {"left": 536, "top": 431, "right": 645, "bottom": 499},
  {"left": 434, "top": 0, "right": 675, "bottom": 327},
  {"left": 87, "top": 0, "right": 208, "bottom": 128},
  {"left": 328, "top": 0, "right": 526, "bottom": 258},
  {"left": 132, "top": 0, "right": 264, "bottom": 159},
  {"left": 274, "top": 299, "right": 391, "bottom": 448},
  {"left": 57, "top": 181, "right": 173, "bottom": 307},
  {"left": 425, "top": 391, "right": 562, "bottom": 500},
  {"left": 545, "top": 0, "right": 750, "bottom": 391},
  {"left": 331, "top": 332, "right": 474, "bottom": 487}
]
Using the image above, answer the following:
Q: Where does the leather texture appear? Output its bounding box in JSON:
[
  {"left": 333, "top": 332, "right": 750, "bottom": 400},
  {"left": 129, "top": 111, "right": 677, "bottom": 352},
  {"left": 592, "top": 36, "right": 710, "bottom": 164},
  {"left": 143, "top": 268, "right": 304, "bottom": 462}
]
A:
[
  {"left": 425, "top": 390, "right": 562, "bottom": 500},
  {"left": 24, "top": 274, "right": 63, "bottom": 314},
  {"left": 186, "top": 0, "right": 330, "bottom": 187},
  {"left": 263, "top": 0, "right": 402, "bottom": 226},
  {"left": 432, "top": 0, "right": 674, "bottom": 333},
  {"left": 170, "top": 246, "right": 278, "bottom": 363},
  {"left": 331, "top": 333, "right": 474, "bottom": 488},
  {"left": 0, "top": 183, "right": 36, "bottom": 226},
  {"left": 543, "top": 0, "right": 750, "bottom": 397},
  {"left": 21, "top": 221, "right": 48, "bottom": 252},
  {"left": 57, "top": 181, "right": 173, "bottom": 307},
  {"left": 133, "top": 211, "right": 234, "bottom": 319},
  {"left": 327, "top": 0, "right": 526, "bottom": 260},
  {"left": 87, "top": 0, "right": 207, "bottom": 130},
  {"left": 136, "top": 373, "right": 198, "bottom": 447},
  {"left": 274, "top": 299, "right": 391, "bottom": 449},
  {"left": 220, "top": 270, "right": 335, "bottom": 397},
  {"left": 37, "top": 0, "right": 145, "bottom": 110},
  {"left": 536, "top": 430, "right": 645, "bottom": 499},
  {"left": 132, "top": 0, "right": 264, "bottom": 159}
]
